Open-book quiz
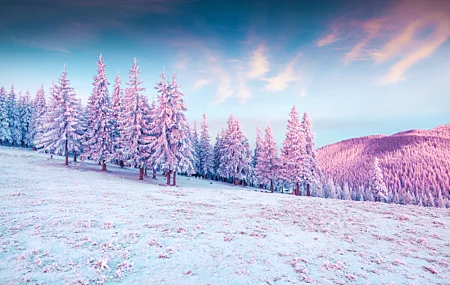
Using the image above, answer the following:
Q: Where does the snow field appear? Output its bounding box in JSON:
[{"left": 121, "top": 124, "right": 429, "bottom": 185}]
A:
[{"left": 0, "top": 146, "right": 449, "bottom": 284}]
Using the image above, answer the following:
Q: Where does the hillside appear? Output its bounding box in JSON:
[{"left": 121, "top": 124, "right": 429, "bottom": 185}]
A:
[
  {"left": 317, "top": 124, "right": 450, "bottom": 201},
  {"left": 1, "top": 146, "right": 449, "bottom": 284}
]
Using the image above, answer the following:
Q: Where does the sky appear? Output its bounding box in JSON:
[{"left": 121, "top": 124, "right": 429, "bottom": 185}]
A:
[{"left": 0, "top": 0, "right": 449, "bottom": 148}]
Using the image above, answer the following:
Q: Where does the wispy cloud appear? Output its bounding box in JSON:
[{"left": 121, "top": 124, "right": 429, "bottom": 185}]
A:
[
  {"left": 263, "top": 54, "right": 302, "bottom": 92},
  {"left": 327, "top": 0, "right": 450, "bottom": 84},
  {"left": 247, "top": 45, "right": 270, "bottom": 79},
  {"left": 378, "top": 21, "right": 450, "bottom": 84},
  {"left": 211, "top": 70, "right": 233, "bottom": 105},
  {"left": 193, "top": 78, "right": 210, "bottom": 89},
  {"left": 317, "top": 28, "right": 339, "bottom": 47}
]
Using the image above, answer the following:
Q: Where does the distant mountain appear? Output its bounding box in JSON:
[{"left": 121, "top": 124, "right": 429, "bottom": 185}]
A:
[{"left": 317, "top": 124, "right": 450, "bottom": 201}]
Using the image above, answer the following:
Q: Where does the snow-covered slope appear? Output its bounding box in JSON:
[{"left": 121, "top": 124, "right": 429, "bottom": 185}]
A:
[{"left": 0, "top": 146, "right": 449, "bottom": 284}]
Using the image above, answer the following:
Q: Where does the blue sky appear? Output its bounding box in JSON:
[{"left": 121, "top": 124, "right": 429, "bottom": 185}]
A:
[{"left": 1, "top": 0, "right": 449, "bottom": 147}]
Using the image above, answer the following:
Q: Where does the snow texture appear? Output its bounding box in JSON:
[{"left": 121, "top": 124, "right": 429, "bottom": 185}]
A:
[{"left": 1, "top": 146, "right": 449, "bottom": 284}]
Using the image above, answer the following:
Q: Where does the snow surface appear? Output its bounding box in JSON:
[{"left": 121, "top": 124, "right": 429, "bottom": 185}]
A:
[{"left": 0, "top": 146, "right": 449, "bottom": 284}]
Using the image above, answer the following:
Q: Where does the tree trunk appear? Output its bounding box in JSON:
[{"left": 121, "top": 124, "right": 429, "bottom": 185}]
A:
[
  {"left": 119, "top": 160, "right": 124, "bottom": 168},
  {"left": 0, "top": 139, "right": 2, "bottom": 145},
  {"left": 73, "top": 151, "right": 77, "bottom": 162},
  {"left": 259, "top": 184, "right": 263, "bottom": 189},
  {"left": 65, "top": 140, "right": 68, "bottom": 166},
  {"left": 270, "top": 179, "right": 274, "bottom": 193},
  {"left": 234, "top": 177, "right": 239, "bottom": 186},
  {"left": 205, "top": 173, "right": 209, "bottom": 180},
  {"left": 139, "top": 167, "right": 144, "bottom": 180},
  {"left": 144, "top": 168, "right": 148, "bottom": 177},
  {"left": 98, "top": 161, "right": 101, "bottom": 165},
  {"left": 306, "top": 183, "right": 311, "bottom": 196},
  {"left": 295, "top": 182, "right": 300, "bottom": 196},
  {"left": 152, "top": 169, "right": 157, "bottom": 179},
  {"left": 102, "top": 160, "right": 107, "bottom": 171},
  {"left": 243, "top": 180, "right": 247, "bottom": 187},
  {"left": 172, "top": 171, "right": 177, "bottom": 186},
  {"left": 166, "top": 170, "right": 171, "bottom": 185}
]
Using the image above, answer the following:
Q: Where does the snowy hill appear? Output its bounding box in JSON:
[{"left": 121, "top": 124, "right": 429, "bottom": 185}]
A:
[
  {"left": 0, "top": 146, "right": 449, "bottom": 284},
  {"left": 317, "top": 124, "right": 450, "bottom": 200}
]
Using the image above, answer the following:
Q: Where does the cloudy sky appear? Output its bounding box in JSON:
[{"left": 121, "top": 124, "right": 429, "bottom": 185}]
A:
[{"left": 1, "top": 0, "right": 449, "bottom": 147}]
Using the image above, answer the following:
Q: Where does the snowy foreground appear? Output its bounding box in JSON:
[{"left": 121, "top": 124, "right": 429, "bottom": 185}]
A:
[{"left": 0, "top": 147, "right": 449, "bottom": 285}]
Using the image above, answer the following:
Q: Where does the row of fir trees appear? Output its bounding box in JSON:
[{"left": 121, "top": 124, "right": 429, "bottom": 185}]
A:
[{"left": 2, "top": 55, "right": 391, "bottom": 201}]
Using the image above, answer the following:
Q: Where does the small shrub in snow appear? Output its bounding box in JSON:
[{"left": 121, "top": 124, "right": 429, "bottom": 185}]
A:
[{"left": 422, "top": 265, "right": 438, "bottom": 274}]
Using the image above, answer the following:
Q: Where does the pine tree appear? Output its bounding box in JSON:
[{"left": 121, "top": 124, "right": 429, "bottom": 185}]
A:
[
  {"left": 7, "top": 86, "right": 21, "bottom": 146},
  {"left": 279, "top": 106, "right": 307, "bottom": 196},
  {"left": 30, "top": 85, "right": 46, "bottom": 147},
  {"left": 18, "top": 91, "right": 33, "bottom": 147},
  {"left": 369, "top": 157, "right": 388, "bottom": 202},
  {"left": 212, "top": 131, "right": 224, "bottom": 181},
  {"left": 253, "top": 127, "right": 264, "bottom": 188},
  {"left": 220, "top": 114, "right": 253, "bottom": 186},
  {"left": 0, "top": 86, "right": 10, "bottom": 144},
  {"left": 191, "top": 121, "right": 201, "bottom": 175},
  {"left": 37, "top": 66, "right": 81, "bottom": 165},
  {"left": 301, "top": 111, "right": 323, "bottom": 196},
  {"left": 83, "top": 54, "right": 114, "bottom": 171},
  {"left": 149, "top": 70, "right": 194, "bottom": 185},
  {"left": 111, "top": 71, "right": 123, "bottom": 162},
  {"left": 255, "top": 125, "right": 279, "bottom": 192},
  {"left": 199, "top": 112, "right": 213, "bottom": 179},
  {"left": 119, "top": 58, "right": 151, "bottom": 180}
]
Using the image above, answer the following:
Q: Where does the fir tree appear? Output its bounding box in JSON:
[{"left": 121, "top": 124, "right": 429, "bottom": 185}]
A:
[
  {"left": 253, "top": 127, "right": 264, "bottom": 187},
  {"left": 30, "top": 86, "right": 46, "bottom": 147},
  {"left": 191, "top": 121, "right": 201, "bottom": 174},
  {"left": 18, "top": 91, "right": 33, "bottom": 147},
  {"left": 83, "top": 54, "right": 114, "bottom": 171},
  {"left": 255, "top": 125, "right": 279, "bottom": 192},
  {"left": 279, "top": 106, "right": 307, "bottom": 195},
  {"left": 0, "top": 86, "right": 10, "bottom": 144},
  {"left": 220, "top": 114, "right": 253, "bottom": 186},
  {"left": 111, "top": 71, "right": 123, "bottom": 161},
  {"left": 369, "top": 157, "right": 388, "bottom": 202},
  {"left": 199, "top": 112, "right": 213, "bottom": 179},
  {"left": 7, "top": 86, "right": 21, "bottom": 146},
  {"left": 36, "top": 66, "right": 81, "bottom": 165},
  {"left": 119, "top": 58, "right": 151, "bottom": 180},
  {"left": 301, "top": 111, "right": 323, "bottom": 196}
]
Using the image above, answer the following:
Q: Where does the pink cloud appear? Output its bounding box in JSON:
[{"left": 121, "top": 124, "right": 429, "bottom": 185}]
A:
[
  {"left": 247, "top": 45, "right": 270, "bottom": 79},
  {"left": 317, "top": 28, "right": 339, "bottom": 47}
]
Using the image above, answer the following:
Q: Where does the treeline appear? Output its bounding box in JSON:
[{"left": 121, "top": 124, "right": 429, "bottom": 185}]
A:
[{"left": 1, "top": 54, "right": 448, "bottom": 208}]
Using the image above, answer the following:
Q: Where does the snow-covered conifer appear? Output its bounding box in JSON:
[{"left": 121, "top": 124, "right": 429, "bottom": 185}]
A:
[
  {"left": 369, "top": 157, "right": 388, "bottom": 202},
  {"left": 279, "top": 106, "right": 307, "bottom": 195},
  {"left": 111, "top": 71, "right": 123, "bottom": 159},
  {"left": 255, "top": 125, "right": 279, "bottom": 192},
  {"left": 220, "top": 114, "right": 253, "bottom": 186},
  {"left": 119, "top": 58, "right": 151, "bottom": 179},
  {"left": 7, "top": 86, "right": 21, "bottom": 146},
  {"left": 83, "top": 54, "right": 114, "bottom": 171},
  {"left": 302, "top": 111, "right": 323, "bottom": 196},
  {"left": 191, "top": 121, "right": 201, "bottom": 174},
  {"left": 37, "top": 66, "right": 81, "bottom": 165},
  {"left": 18, "top": 91, "right": 33, "bottom": 146},
  {"left": 198, "top": 112, "right": 213, "bottom": 179},
  {"left": 30, "top": 86, "right": 46, "bottom": 146},
  {"left": 0, "top": 86, "right": 10, "bottom": 144}
]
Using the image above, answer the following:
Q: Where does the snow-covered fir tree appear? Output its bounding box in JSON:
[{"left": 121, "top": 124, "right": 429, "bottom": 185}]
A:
[
  {"left": 0, "top": 86, "right": 10, "bottom": 144},
  {"left": 255, "top": 125, "right": 279, "bottom": 192},
  {"left": 279, "top": 106, "right": 307, "bottom": 195},
  {"left": 191, "top": 121, "right": 201, "bottom": 175},
  {"left": 212, "top": 131, "right": 224, "bottom": 180},
  {"left": 7, "top": 86, "right": 21, "bottom": 146},
  {"left": 198, "top": 112, "right": 213, "bottom": 179},
  {"left": 111, "top": 71, "right": 123, "bottom": 160},
  {"left": 37, "top": 66, "right": 81, "bottom": 165},
  {"left": 83, "top": 54, "right": 114, "bottom": 171},
  {"left": 18, "top": 91, "right": 33, "bottom": 147},
  {"left": 253, "top": 127, "right": 264, "bottom": 187},
  {"left": 301, "top": 111, "right": 323, "bottom": 196},
  {"left": 119, "top": 58, "right": 151, "bottom": 180},
  {"left": 149, "top": 70, "right": 194, "bottom": 185},
  {"left": 220, "top": 114, "right": 253, "bottom": 186},
  {"left": 30, "top": 86, "right": 46, "bottom": 146},
  {"left": 369, "top": 157, "right": 388, "bottom": 202}
]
